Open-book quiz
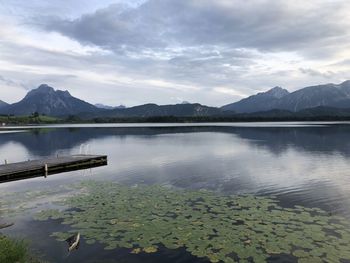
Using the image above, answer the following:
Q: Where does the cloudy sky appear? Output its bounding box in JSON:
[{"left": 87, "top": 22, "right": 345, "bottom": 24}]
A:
[{"left": 1, "top": 0, "right": 350, "bottom": 107}]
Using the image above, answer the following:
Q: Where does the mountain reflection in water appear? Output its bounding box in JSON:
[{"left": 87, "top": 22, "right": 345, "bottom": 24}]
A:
[{"left": 1, "top": 123, "right": 350, "bottom": 262}]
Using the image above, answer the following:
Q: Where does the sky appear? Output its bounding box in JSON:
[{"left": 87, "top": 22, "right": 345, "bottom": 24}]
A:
[{"left": 1, "top": 0, "right": 350, "bottom": 107}]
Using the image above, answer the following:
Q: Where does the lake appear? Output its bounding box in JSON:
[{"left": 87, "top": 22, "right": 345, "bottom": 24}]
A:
[{"left": 1, "top": 122, "right": 350, "bottom": 262}]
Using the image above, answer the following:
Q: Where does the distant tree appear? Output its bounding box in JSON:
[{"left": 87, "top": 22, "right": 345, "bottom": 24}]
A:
[
  {"left": 33, "top": 112, "right": 39, "bottom": 118},
  {"left": 66, "top": 115, "right": 81, "bottom": 123}
]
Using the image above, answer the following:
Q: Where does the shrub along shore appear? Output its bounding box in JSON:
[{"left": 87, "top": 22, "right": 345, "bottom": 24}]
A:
[{"left": 0, "top": 234, "right": 44, "bottom": 263}]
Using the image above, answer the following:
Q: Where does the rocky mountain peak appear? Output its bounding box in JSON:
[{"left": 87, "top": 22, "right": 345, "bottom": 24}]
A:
[
  {"left": 265, "top": 86, "right": 289, "bottom": 99},
  {"left": 25, "top": 84, "right": 55, "bottom": 98},
  {"left": 2, "top": 84, "right": 97, "bottom": 116},
  {"left": 36, "top": 84, "right": 55, "bottom": 92}
]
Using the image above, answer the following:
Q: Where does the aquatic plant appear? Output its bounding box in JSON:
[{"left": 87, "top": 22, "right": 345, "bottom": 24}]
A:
[
  {"left": 0, "top": 186, "right": 74, "bottom": 218},
  {"left": 0, "top": 234, "right": 44, "bottom": 263},
  {"left": 0, "top": 234, "right": 28, "bottom": 263},
  {"left": 33, "top": 181, "right": 350, "bottom": 262}
]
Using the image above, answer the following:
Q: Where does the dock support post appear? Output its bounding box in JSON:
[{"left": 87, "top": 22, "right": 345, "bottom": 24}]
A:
[
  {"left": 0, "top": 155, "right": 107, "bottom": 183},
  {"left": 44, "top": 163, "right": 48, "bottom": 178}
]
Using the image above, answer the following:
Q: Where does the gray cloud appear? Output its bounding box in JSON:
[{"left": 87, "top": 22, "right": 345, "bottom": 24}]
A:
[
  {"left": 1, "top": 0, "right": 350, "bottom": 106},
  {"left": 299, "top": 68, "right": 336, "bottom": 79},
  {"left": 41, "top": 0, "right": 350, "bottom": 55},
  {"left": 0, "top": 75, "right": 21, "bottom": 87}
]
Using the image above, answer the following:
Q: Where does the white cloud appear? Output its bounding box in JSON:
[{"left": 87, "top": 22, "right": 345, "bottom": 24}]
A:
[{"left": 0, "top": 0, "right": 350, "bottom": 106}]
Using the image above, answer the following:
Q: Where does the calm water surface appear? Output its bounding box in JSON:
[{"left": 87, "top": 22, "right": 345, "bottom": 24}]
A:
[{"left": 1, "top": 122, "right": 350, "bottom": 262}]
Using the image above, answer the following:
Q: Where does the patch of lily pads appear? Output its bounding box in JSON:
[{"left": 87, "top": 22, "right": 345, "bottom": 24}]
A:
[{"left": 31, "top": 181, "right": 350, "bottom": 262}]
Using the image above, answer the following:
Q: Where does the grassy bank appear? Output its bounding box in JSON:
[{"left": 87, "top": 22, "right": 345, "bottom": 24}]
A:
[
  {"left": 0, "top": 234, "right": 43, "bottom": 263},
  {"left": 0, "top": 115, "right": 59, "bottom": 125},
  {"left": 2, "top": 114, "right": 350, "bottom": 125}
]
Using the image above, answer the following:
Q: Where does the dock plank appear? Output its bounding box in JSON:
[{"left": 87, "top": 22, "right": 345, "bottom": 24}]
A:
[{"left": 0, "top": 155, "right": 107, "bottom": 183}]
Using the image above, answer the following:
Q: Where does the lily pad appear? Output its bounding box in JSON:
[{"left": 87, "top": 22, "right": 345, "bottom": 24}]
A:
[{"left": 4, "top": 180, "right": 350, "bottom": 263}]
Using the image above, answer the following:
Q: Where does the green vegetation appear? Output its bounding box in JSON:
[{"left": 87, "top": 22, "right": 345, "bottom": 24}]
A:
[
  {"left": 3, "top": 113, "right": 350, "bottom": 125},
  {"left": 0, "top": 114, "right": 59, "bottom": 125},
  {"left": 0, "top": 234, "right": 43, "bottom": 263},
  {"left": 1, "top": 191, "right": 47, "bottom": 263},
  {"left": 90, "top": 115, "right": 350, "bottom": 123},
  {"left": 33, "top": 181, "right": 350, "bottom": 263}
]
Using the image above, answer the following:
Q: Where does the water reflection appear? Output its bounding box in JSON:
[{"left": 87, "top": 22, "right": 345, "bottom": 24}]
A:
[
  {"left": 2, "top": 124, "right": 350, "bottom": 157},
  {"left": 2, "top": 123, "right": 350, "bottom": 262},
  {"left": 1, "top": 124, "right": 350, "bottom": 216}
]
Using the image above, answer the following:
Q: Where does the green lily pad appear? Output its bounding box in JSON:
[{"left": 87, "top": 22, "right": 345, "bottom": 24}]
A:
[{"left": 3, "top": 180, "right": 350, "bottom": 262}]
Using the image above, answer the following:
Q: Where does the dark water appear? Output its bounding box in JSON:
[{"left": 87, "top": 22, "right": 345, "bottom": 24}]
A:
[{"left": 1, "top": 122, "right": 350, "bottom": 262}]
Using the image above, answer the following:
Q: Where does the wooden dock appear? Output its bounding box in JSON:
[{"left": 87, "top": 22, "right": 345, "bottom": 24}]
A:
[{"left": 0, "top": 155, "right": 107, "bottom": 183}]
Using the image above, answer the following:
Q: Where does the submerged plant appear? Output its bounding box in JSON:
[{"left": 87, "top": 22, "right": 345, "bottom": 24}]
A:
[
  {"left": 0, "top": 234, "right": 44, "bottom": 263},
  {"left": 0, "top": 235, "right": 28, "bottom": 263},
  {"left": 33, "top": 181, "right": 350, "bottom": 262}
]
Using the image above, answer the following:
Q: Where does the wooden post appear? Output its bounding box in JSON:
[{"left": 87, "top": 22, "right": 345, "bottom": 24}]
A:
[
  {"left": 44, "top": 163, "right": 48, "bottom": 178},
  {"left": 4, "top": 159, "right": 7, "bottom": 165}
]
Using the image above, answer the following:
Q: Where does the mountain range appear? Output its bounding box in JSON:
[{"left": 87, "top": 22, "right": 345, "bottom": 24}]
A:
[
  {"left": 1, "top": 81, "right": 350, "bottom": 119},
  {"left": 0, "top": 100, "right": 8, "bottom": 109},
  {"left": 94, "top": 103, "right": 126, "bottom": 110},
  {"left": 221, "top": 86, "right": 289, "bottom": 113},
  {"left": 86, "top": 103, "right": 221, "bottom": 118},
  {"left": 0, "top": 84, "right": 97, "bottom": 116},
  {"left": 0, "top": 84, "right": 220, "bottom": 118},
  {"left": 222, "top": 80, "right": 350, "bottom": 113}
]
